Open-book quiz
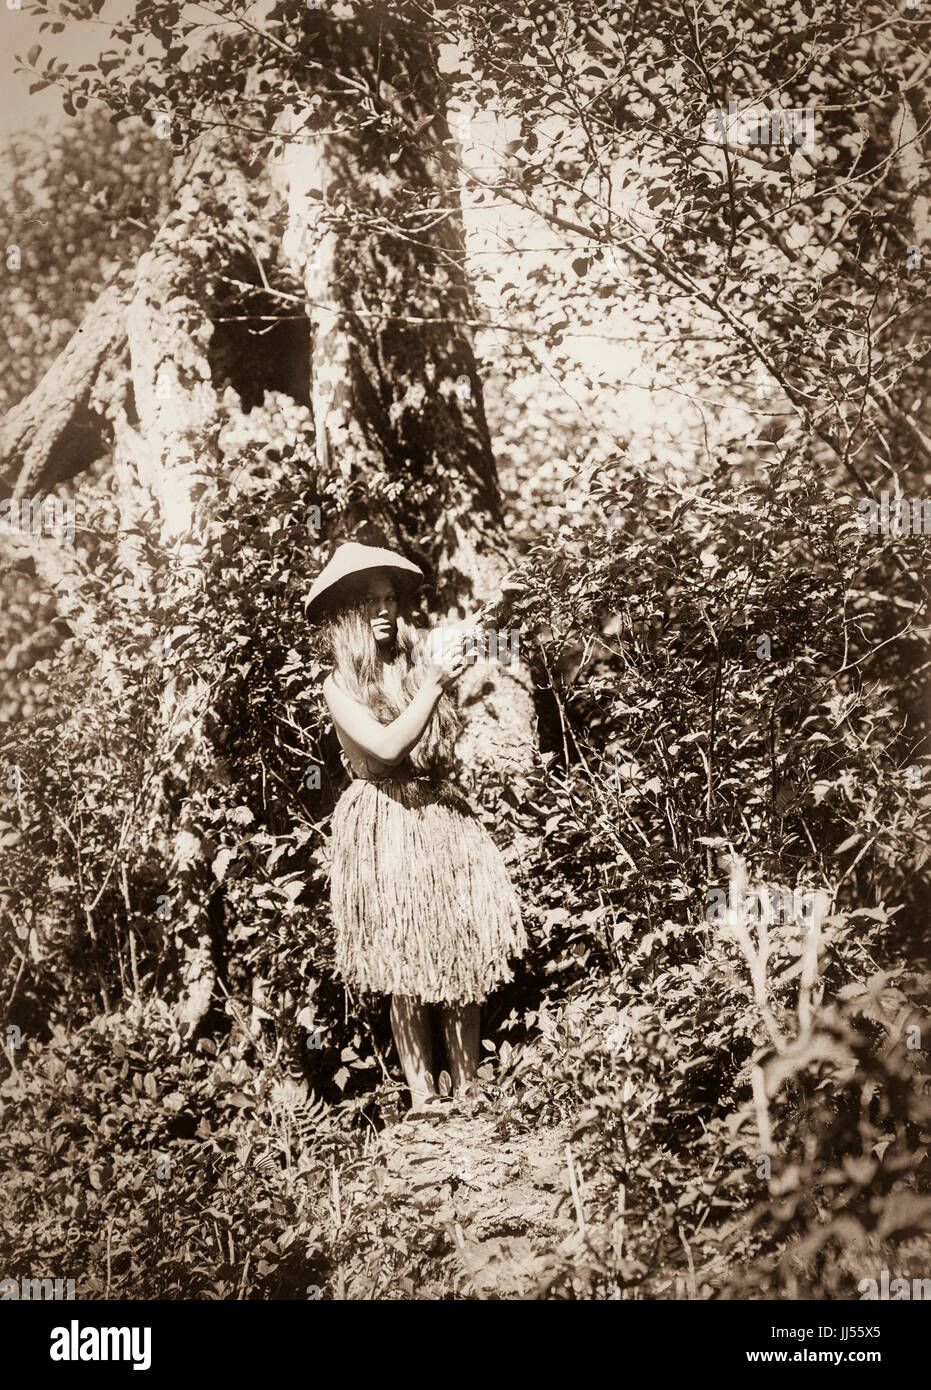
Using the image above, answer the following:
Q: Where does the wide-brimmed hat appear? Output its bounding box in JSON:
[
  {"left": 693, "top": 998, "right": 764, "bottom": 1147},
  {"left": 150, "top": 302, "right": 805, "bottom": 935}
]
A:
[{"left": 304, "top": 542, "right": 424, "bottom": 619}]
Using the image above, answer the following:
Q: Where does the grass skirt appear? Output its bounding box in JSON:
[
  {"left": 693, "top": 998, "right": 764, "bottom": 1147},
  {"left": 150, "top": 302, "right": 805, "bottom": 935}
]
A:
[{"left": 329, "top": 772, "right": 526, "bottom": 1004}]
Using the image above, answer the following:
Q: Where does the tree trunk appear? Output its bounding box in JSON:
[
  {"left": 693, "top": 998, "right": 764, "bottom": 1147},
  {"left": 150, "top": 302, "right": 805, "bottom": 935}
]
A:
[{"left": 0, "top": 278, "right": 130, "bottom": 497}]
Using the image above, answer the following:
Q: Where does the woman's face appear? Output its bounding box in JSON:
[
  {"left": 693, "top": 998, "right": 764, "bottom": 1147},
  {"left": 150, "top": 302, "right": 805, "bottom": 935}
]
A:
[{"left": 361, "top": 571, "right": 398, "bottom": 647}]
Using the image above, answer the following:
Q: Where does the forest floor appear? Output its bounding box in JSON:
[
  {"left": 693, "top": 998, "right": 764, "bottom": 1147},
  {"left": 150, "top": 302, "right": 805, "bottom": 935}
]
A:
[{"left": 350, "top": 1106, "right": 583, "bottom": 1298}]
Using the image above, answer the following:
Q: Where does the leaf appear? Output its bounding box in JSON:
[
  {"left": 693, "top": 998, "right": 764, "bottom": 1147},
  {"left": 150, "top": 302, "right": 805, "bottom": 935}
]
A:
[
  {"left": 875, "top": 1192, "right": 931, "bottom": 1240},
  {"left": 212, "top": 847, "right": 234, "bottom": 882},
  {"left": 835, "top": 833, "right": 861, "bottom": 855},
  {"left": 27, "top": 44, "right": 41, "bottom": 66},
  {"left": 541, "top": 907, "right": 569, "bottom": 928}
]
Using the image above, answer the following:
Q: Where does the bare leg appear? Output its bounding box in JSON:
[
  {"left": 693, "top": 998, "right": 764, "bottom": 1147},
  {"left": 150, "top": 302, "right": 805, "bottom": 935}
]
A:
[
  {"left": 441, "top": 1001, "right": 481, "bottom": 1096},
  {"left": 390, "top": 994, "right": 435, "bottom": 1110}
]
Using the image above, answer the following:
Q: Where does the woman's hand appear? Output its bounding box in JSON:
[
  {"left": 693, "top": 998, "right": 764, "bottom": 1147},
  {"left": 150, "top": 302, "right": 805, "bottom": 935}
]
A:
[{"left": 421, "top": 639, "right": 467, "bottom": 691}]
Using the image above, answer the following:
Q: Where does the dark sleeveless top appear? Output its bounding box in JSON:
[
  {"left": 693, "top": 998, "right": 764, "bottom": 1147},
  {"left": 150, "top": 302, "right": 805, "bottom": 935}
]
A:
[{"left": 337, "top": 746, "right": 422, "bottom": 783}]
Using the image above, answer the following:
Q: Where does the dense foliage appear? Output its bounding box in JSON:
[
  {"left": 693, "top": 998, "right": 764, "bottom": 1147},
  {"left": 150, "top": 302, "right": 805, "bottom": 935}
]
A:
[{"left": 1, "top": 0, "right": 929, "bottom": 1298}]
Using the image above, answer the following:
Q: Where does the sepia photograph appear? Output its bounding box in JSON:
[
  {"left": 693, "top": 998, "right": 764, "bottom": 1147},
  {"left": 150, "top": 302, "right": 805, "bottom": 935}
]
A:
[{"left": 0, "top": 0, "right": 929, "bottom": 1350}]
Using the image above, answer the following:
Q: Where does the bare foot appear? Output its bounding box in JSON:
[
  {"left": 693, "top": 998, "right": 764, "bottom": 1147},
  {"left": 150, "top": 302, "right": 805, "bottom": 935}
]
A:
[{"left": 407, "top": 1092, "right": 438, "bottom": 1114}]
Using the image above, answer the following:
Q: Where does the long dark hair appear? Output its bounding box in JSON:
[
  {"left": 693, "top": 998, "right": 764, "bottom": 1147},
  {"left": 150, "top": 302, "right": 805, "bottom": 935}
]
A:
[{"left": 323, "top": 600, "right": 462, "bottom": 773}]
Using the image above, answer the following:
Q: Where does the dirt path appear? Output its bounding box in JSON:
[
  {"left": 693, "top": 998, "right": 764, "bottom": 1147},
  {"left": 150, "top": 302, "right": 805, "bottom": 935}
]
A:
[{"left": 366, "top": 1108, "right": 579, "bottom": 1298}]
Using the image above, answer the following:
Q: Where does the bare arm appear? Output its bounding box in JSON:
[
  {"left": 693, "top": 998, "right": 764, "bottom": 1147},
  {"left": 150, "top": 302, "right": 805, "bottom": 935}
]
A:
[{"left": 323, "top": 646, "right": 465, "bottom": 768}]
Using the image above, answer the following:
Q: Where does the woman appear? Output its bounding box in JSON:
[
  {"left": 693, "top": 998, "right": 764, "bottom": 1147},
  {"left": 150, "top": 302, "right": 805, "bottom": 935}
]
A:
[{"left": 308, "top": 541, "right": 526, "bottom": 1114}]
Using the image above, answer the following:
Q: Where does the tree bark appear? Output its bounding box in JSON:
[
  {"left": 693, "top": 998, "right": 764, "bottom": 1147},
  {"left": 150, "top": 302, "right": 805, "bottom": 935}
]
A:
[{"left": 0, "top": 278, "right": 130, "bottom": 497}]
